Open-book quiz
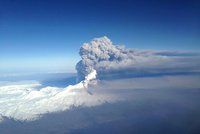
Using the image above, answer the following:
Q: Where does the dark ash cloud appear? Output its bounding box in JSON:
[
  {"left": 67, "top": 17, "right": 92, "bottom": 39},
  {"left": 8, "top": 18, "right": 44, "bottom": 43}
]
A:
[{"left": 76, "top": 36, "right": 200, "bottom": 81}]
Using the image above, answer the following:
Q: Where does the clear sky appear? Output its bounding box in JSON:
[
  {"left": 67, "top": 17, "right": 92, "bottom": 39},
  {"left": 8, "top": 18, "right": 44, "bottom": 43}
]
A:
[{"left": 0, "top": 0, "right": 199, "bottom": 74}]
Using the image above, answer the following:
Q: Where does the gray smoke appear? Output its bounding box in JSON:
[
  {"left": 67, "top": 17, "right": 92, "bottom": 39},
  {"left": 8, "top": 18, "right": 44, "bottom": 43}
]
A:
[
  {"left": 76, "top": 36, "right": 200, "bottom": 82},
  {"left": 75, "top": 36, "right": 166, "bottom": 82}
]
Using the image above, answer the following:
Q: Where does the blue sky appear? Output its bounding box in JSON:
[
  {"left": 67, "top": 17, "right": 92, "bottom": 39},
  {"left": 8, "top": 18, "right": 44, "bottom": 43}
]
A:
[{"left": 0, "top": 0, "right": 199, "bottom": 74}]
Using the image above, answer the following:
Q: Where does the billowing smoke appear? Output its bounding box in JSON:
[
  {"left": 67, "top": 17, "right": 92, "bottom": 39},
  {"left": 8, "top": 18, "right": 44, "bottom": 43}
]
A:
[
  {"left": 76, "top": 36, "right": 166, "bottom": 82},
  {"left": 76, "top": 36, "right": 200, "bottom": 82}
]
